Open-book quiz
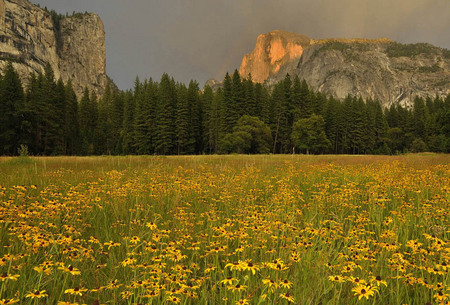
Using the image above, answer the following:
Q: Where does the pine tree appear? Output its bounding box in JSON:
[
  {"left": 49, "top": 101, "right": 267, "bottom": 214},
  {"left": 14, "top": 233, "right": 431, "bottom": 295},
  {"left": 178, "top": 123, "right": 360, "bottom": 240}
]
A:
[
  {"left": 299, "top": 79, "right": 312, "bottom": 118},
  {"left": 79, "top": 88, "right": 95, "bottom": 155},
  {"left": 111, "top": 91, "right": 124, "bottom": 154},
  {"left": 134, "top": 79, "right": 157, "bottom": 154},
  {"left": 340, "top": 95, "right": 353, "bottom": 153},
  {"left": 243, "top": 74, "right": 257, "bottom": 116},
  {"left": 40, "top": 64, "right": 59, "bottom": 155},
  {"left": 52, "top": 78, "right": 66, "bottom": 154},
  {"left": 0, "top": 62, "right": 24, "bottom": 155},
  {"left": 282, "top": 74, "right": 295, "bottom": 152},
  {"left": 291, "top": 76, "right": 302, "bottom": 123},
  {"left": 24, "top": 72, "right": 41, "bottom": 154},
  {"left": 349, "top": 97, "right": 365, "bottom": 154},
  {"left": 26, "top": 66, "right": 66, "bottom": 155},
  {"left": 95, "top": 81, "right": 114, "bottom": 154},
  {"left": 21, "top": 73, "right": 37, "bottom": 153},
  {"left": 324, "top": 97, "right": 342, "bottom": 154},
  {"left": 231, "top": 69, "right": 245, "bottom": 122},
  {"left": 121, "top": 90, "right": 135, "bottom": 154},
  {"left": 63, "top": 79, "right": 79, "bottom": 155},
  {"left": 202, "top": 85, "right": 217, "bottom": 153},
  {"left": 412, "top": 96, "right": 429, "bottom": 142},
  {"left": 221, "top": 72, "right": 234, "bottom": 134},
  {"left": 313, "top": 92, "right": 327, "bottom": 117},
  {"left": 208, "top": 87, "right": 223, "bottom": 153},
  {"left": 257, "top": 83, "right": 271, "bottom": 125},
  {"left": 154, "top": 73, "right": 176, "bottom": 155},
  {"left": 270, "top": 82, "right": 287, "bottom": 153},
  {"left": 372, "top": 100, "right": 389, "bottom": 153},
  {"left": 175, "top": 83, "right": 191, "bottom": 155},
  {"left": 188, "top": 80, "right": 203, "bottom": 154},
  {"left": 362, "top": 99, "right": 376, "bottom": 154}
]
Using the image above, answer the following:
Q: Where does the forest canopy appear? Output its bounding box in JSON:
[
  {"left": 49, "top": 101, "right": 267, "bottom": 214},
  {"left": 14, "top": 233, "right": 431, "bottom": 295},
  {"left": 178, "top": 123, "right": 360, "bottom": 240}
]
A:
[{"left": 0, "top": 62, "right": 449, "bottom": 156}]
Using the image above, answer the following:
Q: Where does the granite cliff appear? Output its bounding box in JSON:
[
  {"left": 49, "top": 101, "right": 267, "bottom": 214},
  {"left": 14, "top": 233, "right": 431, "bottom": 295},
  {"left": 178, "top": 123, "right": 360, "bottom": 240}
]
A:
[
  {"left": 239, "top": 30, "right": 311, "bottom": 83},
  {"left": 239, "top": 30, "right": 450, "bottom": 107},
  {"left": 0, "top": 0, "right": 107, "bottom": 97}
]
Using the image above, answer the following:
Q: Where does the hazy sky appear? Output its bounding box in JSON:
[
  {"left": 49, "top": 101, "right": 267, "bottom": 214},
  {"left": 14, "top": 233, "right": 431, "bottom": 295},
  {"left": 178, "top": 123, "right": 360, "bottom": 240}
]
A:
[{"left": 31, "top": 0, "right": 450, "bottom": 90}]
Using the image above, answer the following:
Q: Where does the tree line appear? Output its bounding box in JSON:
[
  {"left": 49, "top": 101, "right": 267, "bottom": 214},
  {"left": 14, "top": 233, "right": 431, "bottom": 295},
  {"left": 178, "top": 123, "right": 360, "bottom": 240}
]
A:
[{"left": 0, "top": 62, "right": 449, "bottom": 156}]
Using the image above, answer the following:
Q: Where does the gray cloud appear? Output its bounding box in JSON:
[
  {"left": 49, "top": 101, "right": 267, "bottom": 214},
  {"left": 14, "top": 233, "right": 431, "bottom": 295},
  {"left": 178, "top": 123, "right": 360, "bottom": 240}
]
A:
[{"left": 31, "top": 0, "right": 450, "bottom": 89}]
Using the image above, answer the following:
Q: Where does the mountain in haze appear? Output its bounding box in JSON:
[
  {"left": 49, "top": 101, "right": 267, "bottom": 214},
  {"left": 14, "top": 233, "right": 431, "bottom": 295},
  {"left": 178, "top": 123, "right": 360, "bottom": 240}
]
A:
[
  {"left": 238, "top": 30, "right": 450, "bottom": 107},
  {"left": 0, "top": 0, "right": 108, "bottom": 97}
]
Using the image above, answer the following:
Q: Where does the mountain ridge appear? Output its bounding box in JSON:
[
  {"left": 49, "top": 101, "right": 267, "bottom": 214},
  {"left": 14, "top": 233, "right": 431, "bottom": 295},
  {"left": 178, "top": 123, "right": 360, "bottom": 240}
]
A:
[{"left": 238, "top": 30, "right": 450, "bottom": 107}]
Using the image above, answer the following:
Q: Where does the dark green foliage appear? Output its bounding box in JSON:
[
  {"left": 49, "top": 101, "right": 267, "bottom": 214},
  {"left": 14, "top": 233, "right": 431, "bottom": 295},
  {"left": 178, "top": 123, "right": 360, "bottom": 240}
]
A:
[
  {"left": 324, "top": 97, "right": 342, "bottom": 154},
  {"left": 120, "top": 91, "right": 134, "bottom": 155},
  {"left": 26, "top": 64, "right": 64, "bottom": 155},
  {"left": 78, "top": 88, "right": 97, "bottom": 155},
  {"left": 292, "top": 114, "right": 331, "bottom": 154},
  {"left": 231, "top": 70, "right": 245, "bottom": 121},
  {"left": 319, "top": 41, "right": 351, "bottom": 53},
  {"left": 94, "top": 81, "right": 114, "bottom": 154},
  {"left": 134, "top": 79, "right": 157, "bottom": 155},
  {"left": 154, "top": 73, "right": 176, "bottom": 155},
  {"left": 1, "top": 63, "right": 449, "bottom": 155},
  {"left": 63, "top": 80, "right": 79, "bottom": 155},
  {"left": 386, "top": 42, "right": 438, "bottom": 58},
  {"left": 221, "top": 116, "right": 272, "bottom": 154},
  {"left": 188, "top": 81, "right": 203, "bottom": 154},
  {"left": 0, "top": 62, "right": 24, "bottom": 155},
  {"left": 410, "top": 138, "right": 428, "bottom": 153},
  {"left": 203, "top": 86, "right": 222, "bottom": 153},
  {"left": 48, "top": 9, "right": 64, "bottom": 54},
  {"left": 175, "top": 83, "right": 191, "bottom": 155},
  {"left": 221, "top": 73, "right": 234, "bottom": 134},
  {"left": 270, "top": 75, "right": 296, "bottom": 154},
  {"left": 243, "top": 74, "right": 257, "bottom": 116}
]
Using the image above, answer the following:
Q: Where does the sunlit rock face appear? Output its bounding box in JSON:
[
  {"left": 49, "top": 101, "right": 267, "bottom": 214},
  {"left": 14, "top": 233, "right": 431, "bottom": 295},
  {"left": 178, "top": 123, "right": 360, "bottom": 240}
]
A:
[
  {"left": 239, "top": 30, "right": 311, "bottom": 83},
  {"left": 0, "top": 0, "right": 108, "bottom": 98},
  {"left": 240, "top": 30, "right": 450, "bottom": 108}
]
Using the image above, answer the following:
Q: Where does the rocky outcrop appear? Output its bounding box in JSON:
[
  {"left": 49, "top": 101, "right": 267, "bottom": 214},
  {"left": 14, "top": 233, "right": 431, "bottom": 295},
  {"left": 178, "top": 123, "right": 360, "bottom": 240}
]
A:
[
  {"left": 58, "top": 13, "right": 107, "bottom": 97},
  {"left": 239, "top": 30, "right": 311, "bottom": 83},
  {"left": 0, "top": 0, "right": 107, "bottom": 98},
  {"left": 204, "top": 78, "right": 222, "bottom": 91},
  {"left": 240, "top": 31, "right": 450, "bottom": 107}
]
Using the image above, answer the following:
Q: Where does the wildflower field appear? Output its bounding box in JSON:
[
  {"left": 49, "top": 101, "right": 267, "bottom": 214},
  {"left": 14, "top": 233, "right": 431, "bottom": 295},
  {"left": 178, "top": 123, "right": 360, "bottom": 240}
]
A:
[{"left": 0, "top": 155, "right": 448, "bottom": 305}]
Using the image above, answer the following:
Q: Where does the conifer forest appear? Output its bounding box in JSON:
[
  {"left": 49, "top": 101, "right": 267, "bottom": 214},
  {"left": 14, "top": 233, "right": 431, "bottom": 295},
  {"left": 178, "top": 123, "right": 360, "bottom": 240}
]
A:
[{"left": 0, "top": 62, "right": 449, "bottom": 156}]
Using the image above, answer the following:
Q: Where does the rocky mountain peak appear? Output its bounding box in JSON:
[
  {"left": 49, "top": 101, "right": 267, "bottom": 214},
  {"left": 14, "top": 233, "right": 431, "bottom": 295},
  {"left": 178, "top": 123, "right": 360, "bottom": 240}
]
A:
[{"left": 239, "top": 30, "right": 311, "bottom": 83}]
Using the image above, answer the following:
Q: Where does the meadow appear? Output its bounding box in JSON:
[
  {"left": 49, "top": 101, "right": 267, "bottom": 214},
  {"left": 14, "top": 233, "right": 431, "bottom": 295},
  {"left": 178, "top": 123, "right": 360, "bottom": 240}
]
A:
[{"left": 0, "top": 154, "right": 448, "bottom": 305}]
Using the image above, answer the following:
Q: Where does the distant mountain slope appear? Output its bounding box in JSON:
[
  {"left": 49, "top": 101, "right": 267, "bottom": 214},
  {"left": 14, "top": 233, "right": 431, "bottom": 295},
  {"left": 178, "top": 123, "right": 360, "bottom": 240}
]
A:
[
  {"left": 239, "top": 30, "right": 450, "bottom": 107},
  {"left": 0, "top": 0, "right": 108, "bottom": 97}
]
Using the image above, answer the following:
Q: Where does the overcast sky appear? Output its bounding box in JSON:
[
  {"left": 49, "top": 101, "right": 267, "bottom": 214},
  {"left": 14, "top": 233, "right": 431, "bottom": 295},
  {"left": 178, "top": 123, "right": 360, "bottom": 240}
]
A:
[{"left": 31, "top": 0, "right": 450, "bottom": 90}]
